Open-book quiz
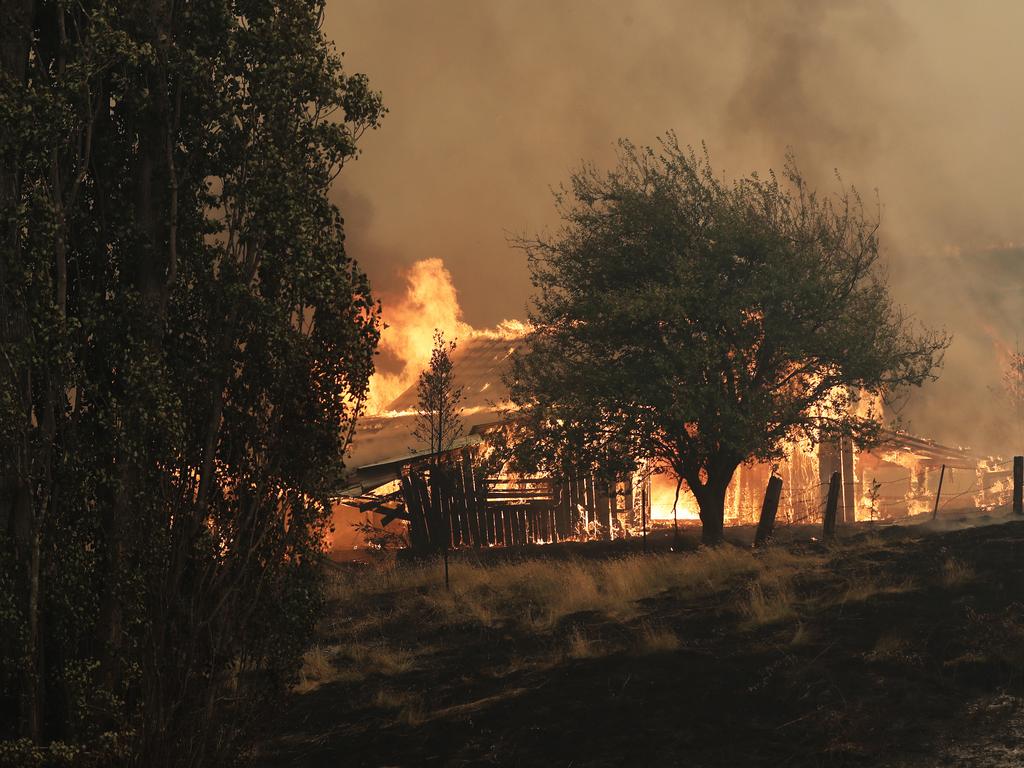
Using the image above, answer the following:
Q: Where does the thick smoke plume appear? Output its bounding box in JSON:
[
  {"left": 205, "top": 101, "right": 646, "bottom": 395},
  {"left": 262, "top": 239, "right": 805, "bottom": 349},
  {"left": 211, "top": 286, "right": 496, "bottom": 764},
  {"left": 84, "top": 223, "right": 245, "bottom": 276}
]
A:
[{"left": 330, "top": 0, "right": 1024, "bottom": 452}]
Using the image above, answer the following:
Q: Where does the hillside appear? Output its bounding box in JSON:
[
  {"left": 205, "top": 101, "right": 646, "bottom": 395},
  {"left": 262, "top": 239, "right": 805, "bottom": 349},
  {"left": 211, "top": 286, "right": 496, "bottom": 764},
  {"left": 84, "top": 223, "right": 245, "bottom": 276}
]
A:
[{"left": 254, "top": 514, "right": 1024, "bottom": 767}]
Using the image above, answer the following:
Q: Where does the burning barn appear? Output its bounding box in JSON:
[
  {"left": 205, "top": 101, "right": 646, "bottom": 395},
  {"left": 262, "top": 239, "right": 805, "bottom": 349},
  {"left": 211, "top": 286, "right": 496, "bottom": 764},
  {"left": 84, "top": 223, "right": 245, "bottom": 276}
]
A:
[{"left": 328, "top": 330, "right": 1010, "bottom": 556}]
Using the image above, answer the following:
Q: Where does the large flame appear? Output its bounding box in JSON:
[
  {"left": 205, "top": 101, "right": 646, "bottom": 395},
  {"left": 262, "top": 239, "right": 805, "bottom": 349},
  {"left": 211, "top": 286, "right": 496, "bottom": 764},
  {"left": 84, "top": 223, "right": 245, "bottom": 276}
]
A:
[
  {"left": 649, "top": 471, "right": 701, "bottom": 521},
  {"left": 366, "top": 259, "right": 473, "bottom": 414},
  {"left": 365, "top": 259, "right": 531, "bottom": 415}
]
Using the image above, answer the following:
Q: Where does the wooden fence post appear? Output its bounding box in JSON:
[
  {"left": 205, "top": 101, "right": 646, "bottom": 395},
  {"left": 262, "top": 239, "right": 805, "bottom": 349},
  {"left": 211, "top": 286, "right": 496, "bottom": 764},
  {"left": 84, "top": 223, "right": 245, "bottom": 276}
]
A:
[
  {"left": 400, "top": 471, "right": 429, "bottom": 553},
  {"left": 460, "top": 448, "right": 482, "bottom": 547},
  {"left": 823, "top": 471, "right": 841, "bottom": 540},
  {"left": 840, "top": 437, "right": 856, "bottom": 523},
  {"left": 754, "top": 475, "right": 783, "bottom": 547},
  {"left": 596, "top": 481, "right": 612, "bottom": 541},
  {"left": 931, "top": 464, "right": 946, "bottom": 520},
  {"left": 1015, "top": 456, "right": 1023, "bottom": 515},
  {"left": 409, "top": 469, "right": 435, "bottom": 549}
]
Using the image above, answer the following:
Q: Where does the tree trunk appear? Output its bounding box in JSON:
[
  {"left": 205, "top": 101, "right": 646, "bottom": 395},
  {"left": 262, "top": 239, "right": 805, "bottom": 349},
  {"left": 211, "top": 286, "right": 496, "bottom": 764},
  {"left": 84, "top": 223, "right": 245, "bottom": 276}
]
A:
[
  {"left": 688, "top": 459, "right": 739, "bottom": 547},
  {"left": 2, "top": 0, "right": 42, "bottom": 743},
  {"left": 695, "top": 482, "right": 728, "bottom": 546}
]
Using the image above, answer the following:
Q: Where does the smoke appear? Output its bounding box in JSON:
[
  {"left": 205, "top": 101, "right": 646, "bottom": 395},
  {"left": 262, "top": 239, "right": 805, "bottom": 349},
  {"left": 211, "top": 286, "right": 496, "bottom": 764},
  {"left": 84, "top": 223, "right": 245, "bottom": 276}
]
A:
[{"left": 328, "top": 0, "right": 1024, "bottom": 452}]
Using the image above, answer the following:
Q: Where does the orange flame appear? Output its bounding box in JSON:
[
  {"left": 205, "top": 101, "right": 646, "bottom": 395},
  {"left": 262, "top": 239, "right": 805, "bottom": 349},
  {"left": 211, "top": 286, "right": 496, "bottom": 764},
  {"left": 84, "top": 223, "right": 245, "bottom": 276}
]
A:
[
  {"left": 365, "top": 259, "right": 529, "bottom": 415},
  {"left": 366, "top": 259, "right": 473, "bottom": 414}
]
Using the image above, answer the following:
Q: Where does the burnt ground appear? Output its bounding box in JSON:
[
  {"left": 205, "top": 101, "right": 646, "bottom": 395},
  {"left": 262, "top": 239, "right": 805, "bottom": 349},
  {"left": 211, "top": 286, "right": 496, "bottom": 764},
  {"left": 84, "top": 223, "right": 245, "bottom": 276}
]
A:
[{"left": 252, "top": 513, "right": 1024, "bottom": 767}]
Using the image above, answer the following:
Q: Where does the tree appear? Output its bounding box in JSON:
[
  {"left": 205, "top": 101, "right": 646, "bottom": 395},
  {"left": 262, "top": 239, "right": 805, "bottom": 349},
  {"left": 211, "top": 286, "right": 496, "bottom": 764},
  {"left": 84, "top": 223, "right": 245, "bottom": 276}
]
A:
[
  {"left": 411, "top": 331, "right": 463, "bottom": 576},
  {"left": 413, "top": 331, "right": 465, "bottom": 459},
  {"left": 507, "top": 136, "right": 948, "bottom": 545},
  {"left": 0, "top": 0, "right": 383, "bottom": 764},
  {"left": 1003, "top": 343, "right": 1024, "bottom": 445}
]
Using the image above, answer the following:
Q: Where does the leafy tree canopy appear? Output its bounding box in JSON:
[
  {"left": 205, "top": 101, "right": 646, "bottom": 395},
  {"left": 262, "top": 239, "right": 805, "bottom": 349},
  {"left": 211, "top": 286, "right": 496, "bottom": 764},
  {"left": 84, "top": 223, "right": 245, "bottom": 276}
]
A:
[
  {"left": 508, "top": 135, "right": 948, "bottom": 544},
  {"left": 0, "top": 0, "right": 383, "bottom": 763}
]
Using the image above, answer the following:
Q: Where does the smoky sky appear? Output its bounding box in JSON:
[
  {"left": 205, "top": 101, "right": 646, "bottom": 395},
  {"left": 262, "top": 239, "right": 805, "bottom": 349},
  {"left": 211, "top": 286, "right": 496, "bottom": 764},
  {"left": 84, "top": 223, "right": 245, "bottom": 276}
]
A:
[{"left": 326, "top": 0, "right": 1024, "bottom": 453}]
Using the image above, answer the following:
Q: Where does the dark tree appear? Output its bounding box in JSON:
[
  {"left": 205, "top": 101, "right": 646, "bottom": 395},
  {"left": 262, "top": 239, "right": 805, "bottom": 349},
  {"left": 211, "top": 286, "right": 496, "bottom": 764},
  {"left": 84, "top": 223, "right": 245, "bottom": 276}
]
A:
[
  {"left": 0, "top": 0, "right": 383, "bottom": 764},
  {"left": 508, "top": 136, "right": 948, "bottom": 545},
  {"left": 1003, "top": 345, "right": 1024, "bottom": 445},
  {"left": 411, "top": 331, "right": 463, "bottom": 577},
  {"left": 413, "top": 331, "right": 465, "bottom": 459}
]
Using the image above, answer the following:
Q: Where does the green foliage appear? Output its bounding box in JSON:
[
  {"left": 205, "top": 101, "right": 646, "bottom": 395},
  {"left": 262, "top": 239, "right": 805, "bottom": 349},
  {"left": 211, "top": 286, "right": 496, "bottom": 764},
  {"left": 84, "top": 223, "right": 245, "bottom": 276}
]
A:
[
  {"left": 508, "top": 135, "right": 948, "bottom": 543},
  {"left": 0, "top": 0, "right": 383, "bottom": 764}
]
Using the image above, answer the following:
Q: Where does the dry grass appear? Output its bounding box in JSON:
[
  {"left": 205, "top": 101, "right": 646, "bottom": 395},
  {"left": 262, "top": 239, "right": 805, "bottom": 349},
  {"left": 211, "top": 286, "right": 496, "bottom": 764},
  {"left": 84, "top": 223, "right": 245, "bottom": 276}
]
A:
[
  {"left": 735, "top": 549, "right": 819, "bottom": 628},
  {"left": 565, "top": 626, "right": 605, "bottom": 659},
  {"left": 309, "top": 545, "right": 830, "bottom": 689},
  {"left": 833, "top": 533, "right": 887, "bottom": 553},
  {"left": 790, "top": 622, "right": 812, "bottom": 646},
  {"left": 340, "top": 641, "right": 419, "bottom": 676},
  {"left": 838, "top": 575, "right": 918, "bottom": 605},
  {"left": 942, "top": 651, "right": 990, "bottom": 670},
  {"left": 939, "top": 557, "right": 975, "bottom": 587},
  {"left": 326, "top": 545, "right": 820, "bottom": 635},
  {"left": 286, "top": 530, "right": 1004, "bottom": 768},
  {"left": 868, "top": 631, "right": 910, "bottom": 660},
  {"left": 636, "top": 622, "right": 681, "bottom": 653},
  {"left": 485, "top": 655, "right": 556, "bottom": 679},
  {"left": 295, "top": 644, "right": 342, "bottom": 693},
  {"left": 742, "top": 576, "right": 797, "bottom": 627},
  {"left": 293, "top": 640, "right": 423, "bottom": 694},
  {"left": 372, "top": 688, "right": 425, "bottom": 726}
]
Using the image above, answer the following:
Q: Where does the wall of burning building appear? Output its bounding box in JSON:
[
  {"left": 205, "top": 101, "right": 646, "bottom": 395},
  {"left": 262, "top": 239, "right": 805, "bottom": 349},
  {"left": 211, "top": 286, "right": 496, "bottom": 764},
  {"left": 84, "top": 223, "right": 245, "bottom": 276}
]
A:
[
  {"left": 331, "top": 260, "right": 1013, "bottom": 556},
  {"left": 649, "top": 434, "right": 1008, "bottom": 532},
  {"left": 337, "top": 412, "right": 1009, "bottom": 557}
]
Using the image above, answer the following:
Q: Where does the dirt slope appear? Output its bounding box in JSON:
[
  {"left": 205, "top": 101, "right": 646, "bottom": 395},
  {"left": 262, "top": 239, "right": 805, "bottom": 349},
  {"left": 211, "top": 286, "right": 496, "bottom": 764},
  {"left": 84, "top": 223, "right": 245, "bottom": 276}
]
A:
[{"left": 253, "top": 516, "right": 1024, "bottom": 767}]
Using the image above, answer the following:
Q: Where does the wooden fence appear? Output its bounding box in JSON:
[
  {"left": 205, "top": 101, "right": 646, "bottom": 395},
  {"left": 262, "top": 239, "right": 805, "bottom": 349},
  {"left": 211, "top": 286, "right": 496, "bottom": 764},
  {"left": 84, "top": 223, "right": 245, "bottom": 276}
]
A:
[{"left": 398, "top": 448, "right": 636, "bottom": 552}]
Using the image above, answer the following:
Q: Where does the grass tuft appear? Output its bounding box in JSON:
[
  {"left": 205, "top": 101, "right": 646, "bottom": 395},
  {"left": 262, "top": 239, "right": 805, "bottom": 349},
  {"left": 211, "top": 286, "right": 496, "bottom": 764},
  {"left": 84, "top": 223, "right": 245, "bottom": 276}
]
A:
[
  {"left": 295, "top": 644, "right": 341, "bottom": 693},
  {"left": 742, "top": 576, "right": 797, "bottom": 627},
  {"left": 293, "top": 640, "right": 422, "bottom": 693},
  {"left": 565, "top": 626, "right": 604, "bottom": 659},
  {"left": 839, "top": 575, "right": 917, "bottom": 605},
  {"left": 373, "top": 688, "right": 425, "bottom": 725},
  {"left": 790, "top": 622, "right": 812, "bottom": 646},
  {"left": 869, "top": 632, "right": 910, "bottom": 660},
  {"left": 636, "top": 622, "right": 681, "bottom": 653},
  {"left": 939, "top": 557, "right": 975, "bottom": 587}
]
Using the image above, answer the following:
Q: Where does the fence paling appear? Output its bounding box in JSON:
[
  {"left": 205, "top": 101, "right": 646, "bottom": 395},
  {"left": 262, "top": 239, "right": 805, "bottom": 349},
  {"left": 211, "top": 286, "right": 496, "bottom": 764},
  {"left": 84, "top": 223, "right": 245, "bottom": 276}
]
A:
[
  {"left": 754, "top": 475, "right": 783, "bottom": 547},
  {"left": 932, "top": 464, "right": 946, "bottom": 520},
  {"left": 1014, "top": 456, "right": 1023, "bottom": 515}
]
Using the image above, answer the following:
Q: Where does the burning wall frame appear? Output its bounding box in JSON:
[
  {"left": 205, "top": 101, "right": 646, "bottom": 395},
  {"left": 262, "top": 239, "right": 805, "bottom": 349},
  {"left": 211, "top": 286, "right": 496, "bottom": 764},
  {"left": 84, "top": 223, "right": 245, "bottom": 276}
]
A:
[{"left": 338, "top": 428, "right": 1012, "bottom": 555}]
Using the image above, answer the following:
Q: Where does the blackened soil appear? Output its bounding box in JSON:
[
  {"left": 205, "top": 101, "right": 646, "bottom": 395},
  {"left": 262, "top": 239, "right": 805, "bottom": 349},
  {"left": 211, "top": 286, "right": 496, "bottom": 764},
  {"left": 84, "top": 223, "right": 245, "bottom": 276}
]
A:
[{"left": 253, "top": 516, "right": 1024, "bottom": 767}]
